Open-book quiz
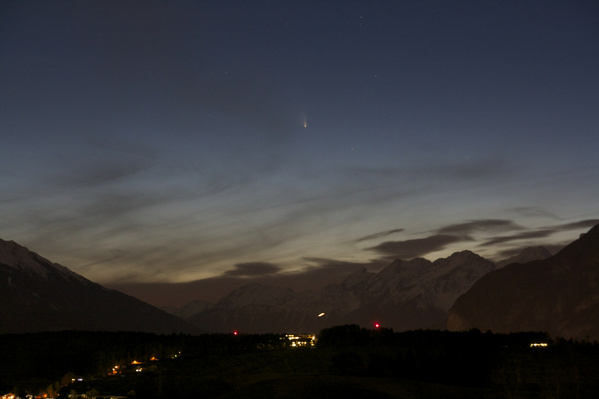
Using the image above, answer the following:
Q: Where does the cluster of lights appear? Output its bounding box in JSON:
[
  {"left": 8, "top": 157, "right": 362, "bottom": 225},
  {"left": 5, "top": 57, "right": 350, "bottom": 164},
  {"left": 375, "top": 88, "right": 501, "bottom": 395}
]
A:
[
  {"left": 530, "top": 342, "right": 548, "bottom": 347},
  {"left": 286, "top": 334, "right": 316, "bottom": 347},
  {"left": 106, "top": 356, "right": 163, "bottom": 376}
]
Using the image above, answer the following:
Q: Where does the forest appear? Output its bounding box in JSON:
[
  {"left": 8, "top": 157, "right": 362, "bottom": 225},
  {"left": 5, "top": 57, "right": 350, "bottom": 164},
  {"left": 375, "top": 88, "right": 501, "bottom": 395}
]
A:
[{"left": 1, "top": 326, "right": 598, "bottom": 398}]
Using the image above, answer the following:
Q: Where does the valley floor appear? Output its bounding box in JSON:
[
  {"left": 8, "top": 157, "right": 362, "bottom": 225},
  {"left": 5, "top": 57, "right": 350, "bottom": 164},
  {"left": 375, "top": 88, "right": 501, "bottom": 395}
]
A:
[{"left": 2, "top": 328, "right": 599, "bottom": 399}]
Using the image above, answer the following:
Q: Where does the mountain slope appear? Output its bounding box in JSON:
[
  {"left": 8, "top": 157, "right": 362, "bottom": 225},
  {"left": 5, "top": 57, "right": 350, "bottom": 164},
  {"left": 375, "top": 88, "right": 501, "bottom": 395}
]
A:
[
  {"left": 0, "top": 239, "right": 199, "bottom": 334},
  {"left": 495, "top": 246, "right": 552, "bottom": 268},
  {"left": 447, "top": 225, "right": 599, "bottom": 340}
]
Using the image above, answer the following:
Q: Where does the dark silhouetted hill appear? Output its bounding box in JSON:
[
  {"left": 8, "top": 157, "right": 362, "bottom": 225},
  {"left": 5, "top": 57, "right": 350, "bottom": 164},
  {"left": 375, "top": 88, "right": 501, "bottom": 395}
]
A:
[
  {"left": 448, "top": 225, "right": 599, "bottom": 340},
  {"left": 0, "top": 238, "right": 199, "bottom": 334}
]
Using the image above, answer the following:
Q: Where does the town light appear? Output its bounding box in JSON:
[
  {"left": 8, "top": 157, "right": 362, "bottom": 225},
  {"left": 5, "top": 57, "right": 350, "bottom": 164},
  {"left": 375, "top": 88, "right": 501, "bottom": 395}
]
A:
[{"left": 530, "top": 342, "right": 548, "bottom": 347}]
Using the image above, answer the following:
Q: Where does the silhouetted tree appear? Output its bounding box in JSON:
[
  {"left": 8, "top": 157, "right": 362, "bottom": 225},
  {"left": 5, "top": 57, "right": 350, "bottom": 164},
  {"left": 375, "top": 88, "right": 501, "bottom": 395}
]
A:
[{"left": 318, "top": 324, "right": 370, "bottom": 347}]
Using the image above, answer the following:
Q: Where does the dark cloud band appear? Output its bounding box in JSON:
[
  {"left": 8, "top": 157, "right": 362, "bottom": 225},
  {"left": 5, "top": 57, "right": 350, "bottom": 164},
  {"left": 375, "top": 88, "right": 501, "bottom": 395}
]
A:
[
  {"left": 367, "top": 234, "right": 464, "bottom": 259},
  {"left": 224, "top": 262, "right": 281, "bottom": 277}
]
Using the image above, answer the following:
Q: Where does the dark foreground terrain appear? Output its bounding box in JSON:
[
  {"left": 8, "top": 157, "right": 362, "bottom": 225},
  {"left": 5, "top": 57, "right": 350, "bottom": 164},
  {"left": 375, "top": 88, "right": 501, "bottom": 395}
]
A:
[{"left": 1, "top": 326, "right": 598, "bottom": 398}]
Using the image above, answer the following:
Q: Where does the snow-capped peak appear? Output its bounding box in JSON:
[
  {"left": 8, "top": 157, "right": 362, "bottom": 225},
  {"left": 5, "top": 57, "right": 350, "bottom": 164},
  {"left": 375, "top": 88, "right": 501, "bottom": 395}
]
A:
[
  {"left": 495, "top": 246, "right": 552, "bottom": 268},
  {"left": 0, "top": 238, "right": 87, "bottom": 283},
  {"left": 0, "top": 239, "right": 52, "bottom": 278}
]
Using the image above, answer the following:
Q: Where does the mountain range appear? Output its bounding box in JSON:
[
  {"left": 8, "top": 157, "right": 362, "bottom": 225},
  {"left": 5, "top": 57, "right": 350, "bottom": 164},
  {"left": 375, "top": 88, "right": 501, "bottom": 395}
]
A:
[
  {"left": 0, "top": 238, "right": 199, "bottom": 334},
  {"left": 185, "top": 249, "right": 548, "bottom": 334},
  {"left": 2, "top": 224, "right": 598, "bottom": 339}
]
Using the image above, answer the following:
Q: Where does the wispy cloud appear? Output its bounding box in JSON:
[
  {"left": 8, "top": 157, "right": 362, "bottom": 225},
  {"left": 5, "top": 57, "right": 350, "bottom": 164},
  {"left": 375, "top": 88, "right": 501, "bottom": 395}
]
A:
[
  {"left": 508, "top": 206, "right": 559, "bottom": 220},
  {"left": 553, "top": 219, "right": 599, "bottom": 231},
  {"left": 479, "top": 219, "right": 599, "bottom": 247},
  {"left": 421, "top": 158, "right": 510, "bottom": 181},
  {"left": 356, "top": 229, "right": 404, "bottom": 243},
  {"left": 437, "top": 219, "right": 521, "bottom": 237}
]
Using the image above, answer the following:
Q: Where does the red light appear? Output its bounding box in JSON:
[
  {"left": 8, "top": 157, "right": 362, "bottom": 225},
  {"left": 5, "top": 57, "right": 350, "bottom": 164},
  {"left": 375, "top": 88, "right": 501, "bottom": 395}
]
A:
[
  {"left": 233, "top": 330, "right": 238, "bottom": 335},
  {"left": 374, "top": 322, "right": 380, "bottom": 328}
]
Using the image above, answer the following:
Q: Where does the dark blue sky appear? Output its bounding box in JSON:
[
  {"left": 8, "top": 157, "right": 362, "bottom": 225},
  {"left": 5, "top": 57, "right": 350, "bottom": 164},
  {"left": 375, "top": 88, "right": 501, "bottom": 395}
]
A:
[{"left": 1, "top": 1, "right": 598, "bottom": 305}]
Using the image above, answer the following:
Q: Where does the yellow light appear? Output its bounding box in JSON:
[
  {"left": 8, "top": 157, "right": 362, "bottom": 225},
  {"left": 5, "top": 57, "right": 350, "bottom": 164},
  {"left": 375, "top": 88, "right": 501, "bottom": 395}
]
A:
[{"left": 530, "top": 342, "right": 548, "bottom": 347}]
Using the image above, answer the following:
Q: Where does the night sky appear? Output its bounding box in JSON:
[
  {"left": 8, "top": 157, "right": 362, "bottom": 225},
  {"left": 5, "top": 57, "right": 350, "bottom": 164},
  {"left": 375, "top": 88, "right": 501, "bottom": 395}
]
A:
[{"left": 2, "top": 1, "right": 598, "bottom": 306}]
